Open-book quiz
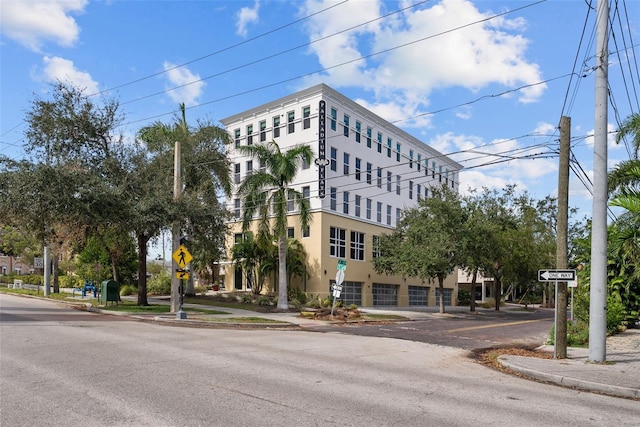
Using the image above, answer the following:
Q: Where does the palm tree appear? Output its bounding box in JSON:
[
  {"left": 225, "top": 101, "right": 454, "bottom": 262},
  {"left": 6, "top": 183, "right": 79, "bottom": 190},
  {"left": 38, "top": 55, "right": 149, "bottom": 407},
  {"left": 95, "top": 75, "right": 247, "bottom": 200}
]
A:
[
  {"left": 236, "top": 140, "right": 313, "bottom": 310},
  {"left": 610, "top": 113, "right": 640, "bottom": 194},
  {"left": 139, "top": 104, "right": 231, "bottom": 300}
]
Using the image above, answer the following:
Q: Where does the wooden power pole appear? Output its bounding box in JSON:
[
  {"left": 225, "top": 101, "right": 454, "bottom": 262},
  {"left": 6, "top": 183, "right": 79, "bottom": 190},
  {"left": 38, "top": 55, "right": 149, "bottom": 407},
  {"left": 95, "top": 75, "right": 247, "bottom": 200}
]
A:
[{"left": 556, "top": 116, "right": 571, "bottom": 359}]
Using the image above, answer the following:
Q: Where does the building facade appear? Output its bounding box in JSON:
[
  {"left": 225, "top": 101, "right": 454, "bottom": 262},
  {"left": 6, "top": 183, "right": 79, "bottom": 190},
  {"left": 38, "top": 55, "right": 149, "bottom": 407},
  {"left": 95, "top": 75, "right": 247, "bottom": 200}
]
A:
[{"left": 220, "top": 84, "right": 463, "bottom": 307}]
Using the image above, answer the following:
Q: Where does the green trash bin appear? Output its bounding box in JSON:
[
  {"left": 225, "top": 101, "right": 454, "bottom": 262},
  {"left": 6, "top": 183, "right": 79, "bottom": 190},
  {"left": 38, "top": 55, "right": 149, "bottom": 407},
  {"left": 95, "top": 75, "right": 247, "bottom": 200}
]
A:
[{"left": 100, "top": 280, "right": 119, "bottom": 304}]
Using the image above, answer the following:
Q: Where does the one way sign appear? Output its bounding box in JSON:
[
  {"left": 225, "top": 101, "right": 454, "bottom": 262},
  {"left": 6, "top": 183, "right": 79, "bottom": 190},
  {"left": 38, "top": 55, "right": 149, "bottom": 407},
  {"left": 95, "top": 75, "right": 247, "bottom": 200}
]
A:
[{"left": 537, "top": 269, "right": 576, "bottom": 281}]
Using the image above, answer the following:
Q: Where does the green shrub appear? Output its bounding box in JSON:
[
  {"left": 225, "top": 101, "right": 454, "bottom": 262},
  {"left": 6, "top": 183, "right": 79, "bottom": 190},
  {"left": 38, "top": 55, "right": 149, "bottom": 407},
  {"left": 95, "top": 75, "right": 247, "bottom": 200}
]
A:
[
  {"left": 457, "top": 288, "right": 470, "bottom": 305},
  {"left": 194, "top": 285, "right": 208, "bottom": 295},
  {"left": 349, "top": 304, "right": 358, "bottom": 310},
  {"left": 257, "top": 295, "right": 273, "bottom": 306},
  {"left": 288, "top": 287, "right": 307, "bottom": 304},
  {"left": 147, "top": 271, "right": 171, "bottom": 295},
  {"left": 119, "top": 285, "right": 137, "bottom": 296},
  {"left": 321, "top": 297, "right": 332, "bottom": 308},
  {"left": 241, "top": 294, "right": 254, "bottom": 304},
  {"left": 59, "top": 275, "right": 83, "bottom": 289}
]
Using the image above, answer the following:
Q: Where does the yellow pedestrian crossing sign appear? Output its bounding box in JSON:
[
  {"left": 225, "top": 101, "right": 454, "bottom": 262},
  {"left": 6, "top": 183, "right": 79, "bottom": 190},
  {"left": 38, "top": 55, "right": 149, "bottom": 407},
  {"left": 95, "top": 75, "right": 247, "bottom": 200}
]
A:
[{"left": 173, "top": 244, "right": 192, "bottom": 268}]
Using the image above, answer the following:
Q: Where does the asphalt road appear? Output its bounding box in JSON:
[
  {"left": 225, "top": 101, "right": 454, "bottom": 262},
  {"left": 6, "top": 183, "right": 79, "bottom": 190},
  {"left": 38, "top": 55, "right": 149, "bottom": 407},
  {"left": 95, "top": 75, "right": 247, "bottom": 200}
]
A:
[
  {"left": 313, "top": 308, "right": 554, "bottom": 350},
  {"left": 2, "top": 293, "right": 639, "bottom": 427}
]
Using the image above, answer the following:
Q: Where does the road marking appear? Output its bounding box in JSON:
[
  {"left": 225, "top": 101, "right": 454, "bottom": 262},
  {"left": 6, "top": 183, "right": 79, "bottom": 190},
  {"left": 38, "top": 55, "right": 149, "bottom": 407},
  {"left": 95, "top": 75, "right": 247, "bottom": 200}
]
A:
[{"left": 445, "top": 319, "right": 546, "bottom": 333}]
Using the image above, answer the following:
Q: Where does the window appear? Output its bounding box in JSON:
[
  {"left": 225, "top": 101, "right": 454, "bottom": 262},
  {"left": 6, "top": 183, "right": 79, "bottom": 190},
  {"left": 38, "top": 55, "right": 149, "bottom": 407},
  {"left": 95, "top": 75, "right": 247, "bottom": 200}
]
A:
[
  {"left": 343, "top": 191, "right": 349, "bottom": 214},
  {"left": 330, "top": 107, "right": 337, "bottom": 131},
  {"left": 303, "top": 106, "right": 311, "bottom": 129},
  {"left": 451, "top": 172, "right": 455, "bottom": 188},
  {"left": 302, "top": 156, "right": 310, "bottom": 170},
  {"left": 409, "top": 180, "right": 413, "bottom": 199},
  {"left": 396, "top": 175, "right": 400, "bottom": 195},
  {"left": 366, "top": 162, "right": 372, "bottom": 184},
  {"left": 234, "top": 128, "right": 241, "bottom": 148},
  {"left": 343, "top": 114, "right": 350, "bottom": 137},
  {"left": 287, "top": 227, "right": 295, "bottom": 238},
  {"left": 259, "top": 159, "right": 266, "bottom": 173},
  {"left": 409, "top": 286, "right": 428, "bottom": 306},
  {"left": 273, "top": 116, "right": 280, "bottom": 138},
  {"left": 387, "top": 171, "right": 392, "bottom": 192},
  {"left": 417, "top": 183, "right": 421, "bottom": 201},
  {"left": 366, "top": 198, "right": 372, "bottom": 220},
  {"left": 355, "top": 195, "right": 361, "bottom": 217},
  {"left": 377, "top": 167, "right": 382, "bottom": 188},
  {"left": 396, "top": 208, "right": 401, "bottom": 225},
  {"left": 302, "top": 186, "right": 310, "bottom": 200},
  {"left": 246, "top": 160, "right": 253, "bottom": 176},
  {"left": 445, "top": 169, "right": 449, "bottom": 185},
  {"left": 387, "top": 138, "right": 392, "bottom": 158},
  {"left": 377, "top": 132, "right": 382, "bottom": 153},
  {"left": 377, "top": 202, "right": 382, "bottom": 223},
  {"left": 330, "top": 147, "right": 337, "bottom": 172},
  {"left": 396, "top": 143, "right": 401, "bottom": 162},
  {"left": 247, "top": 125, "right": 253, "bottom": 145},
  {"left": 287, "top": 111, "right": 295, "bottom": 134},
  {"left": 439, "top": 165, "right": 443, "bottom": 182},
  {"left": 234, "top": 163, "right": 241, "bottom": 184},
  {"left": 432, "top": 161, "right": 436, "bottom": 178},
  {"left": 329, "top": 227, "right": 346, "bottom": 258},
  {"left": 259, "top": 120, "right": 266, "bottom": 142},
  {"left": 234, "top": 233, "right": 243, "bottom": 244},
  {"left": 372, "top": 235, "right": 381, "bottom": 258},
  {"left": 386, "top": 204, "right": 392, "bottom": 225},
  {"left": 350, "top": 231, "right": 365, "bottom": 261},
  {"left": 366, "top": 127, "right": 372, "bottom": 148},
  {"left": 330, "top": 187, "right": 337, "bottom": 211},
  {"left": 355, "top": 157, "right": 361, "bottom": 180},
  {"left": 417, "top": 154, "right": 421, "bottom": 171},
  {"left": 409, "top": 149, "right": 413, "bottom": 167},
  {"left": 234, "top": 198, "right": 241, "bottom": 218},
  {"left": 343, "top": 152, "right": 350, "bottom": 175},
  {"left": 287, "top": 196, "right": 294, "bottom": 212},
  {"left": 425, "top": 186, "right": 429, "bottom": 199},
  {"left": 424, "top": 158, "right": 429, "bottom": 176},
  {"left": 302, "top": 226, "right": 310, "bottom": 238},
  {"left": 355, "top": 121, "right": 361, "bottom": 143}
]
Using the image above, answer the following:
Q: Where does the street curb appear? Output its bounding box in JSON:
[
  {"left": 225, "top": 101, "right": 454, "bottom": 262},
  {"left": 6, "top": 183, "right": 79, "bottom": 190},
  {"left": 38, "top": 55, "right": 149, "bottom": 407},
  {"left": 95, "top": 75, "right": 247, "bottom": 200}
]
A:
[{"left": 497, "top": 355, "right": 640, "bottom": 400}]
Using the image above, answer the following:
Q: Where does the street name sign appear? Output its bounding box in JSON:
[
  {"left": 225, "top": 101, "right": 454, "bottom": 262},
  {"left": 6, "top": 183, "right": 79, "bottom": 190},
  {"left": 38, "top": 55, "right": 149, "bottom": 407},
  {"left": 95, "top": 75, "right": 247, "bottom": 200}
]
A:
[
  {"left": 537, "top": 269, "right": 576, "bottom": 282},
  {"left": 337, "top": 259, "right": 347, "bottom": 271}
]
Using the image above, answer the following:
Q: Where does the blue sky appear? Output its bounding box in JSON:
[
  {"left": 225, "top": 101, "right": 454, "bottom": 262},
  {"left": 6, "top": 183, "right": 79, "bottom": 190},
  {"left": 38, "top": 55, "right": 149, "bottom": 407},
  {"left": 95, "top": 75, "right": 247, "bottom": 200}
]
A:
[{"left": 1, "top": 0, "right": 639, "bottom": 221}]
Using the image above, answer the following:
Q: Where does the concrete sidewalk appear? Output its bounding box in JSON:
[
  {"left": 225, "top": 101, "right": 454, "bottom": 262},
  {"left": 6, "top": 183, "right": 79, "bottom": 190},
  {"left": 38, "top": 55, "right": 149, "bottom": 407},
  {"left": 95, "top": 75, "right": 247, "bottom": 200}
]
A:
[{"left": 498, "top": 329, "right": 640, "bottom": 399}]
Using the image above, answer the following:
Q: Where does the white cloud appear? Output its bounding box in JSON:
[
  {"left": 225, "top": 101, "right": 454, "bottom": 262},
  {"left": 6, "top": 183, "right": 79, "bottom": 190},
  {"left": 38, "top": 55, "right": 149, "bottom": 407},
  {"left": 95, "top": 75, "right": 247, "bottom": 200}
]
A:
[
  {"left": 40, "top": 56, "right": 98, "bottom": 94},
  {"left": 0, "top": 0, "right": 87, "bottom": 51},
  {"left": 429, "top": 130, "right": 558, "bottom": 195},
  {"left": 584, "top": 123, "right": 619, "bottom": 150},
  {"left": 236, "top": 1, "right": 260, "bottom": 37},
  {"left": 299, "top": 0, "right": 545, "bottom": 123},
  {"left": 163, "top": 62, "right": 206, "bottom": 107}
]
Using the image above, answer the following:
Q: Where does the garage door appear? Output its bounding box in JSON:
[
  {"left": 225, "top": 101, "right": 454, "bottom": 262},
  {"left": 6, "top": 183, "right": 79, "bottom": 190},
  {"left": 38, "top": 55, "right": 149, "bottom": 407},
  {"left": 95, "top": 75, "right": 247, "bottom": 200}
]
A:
[{"left": 372, "top": 283, "right": 398, "bottom": 306}]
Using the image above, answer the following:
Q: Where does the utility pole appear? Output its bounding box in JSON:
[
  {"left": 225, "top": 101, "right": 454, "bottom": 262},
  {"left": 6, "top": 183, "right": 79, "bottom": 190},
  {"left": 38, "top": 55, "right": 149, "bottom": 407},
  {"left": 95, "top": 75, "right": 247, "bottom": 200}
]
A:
[
  {"left": 171, "top": 140, "right": 182, "bottom": 314},
  {"left": 43, "top": 243, "right": 50, "bottom": 296},
  {"left": 556, "top": 116, "right": 570, "bottom": 359},
  {"left": 590, "top": 0, "right": 609, "bottom": 363}
]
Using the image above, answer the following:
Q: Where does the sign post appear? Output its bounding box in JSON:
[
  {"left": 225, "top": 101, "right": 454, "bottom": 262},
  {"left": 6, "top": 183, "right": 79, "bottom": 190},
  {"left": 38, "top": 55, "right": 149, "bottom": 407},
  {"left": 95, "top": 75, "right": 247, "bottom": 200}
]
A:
[
  {"left": 172, "top": 244, "right": 192, "bottom": 319},
  {"left": 331, "top": 259, "right": 347, "bottom": 316},
  {"left": 538, "top": 269, "right": 576, "bottom": 358}
]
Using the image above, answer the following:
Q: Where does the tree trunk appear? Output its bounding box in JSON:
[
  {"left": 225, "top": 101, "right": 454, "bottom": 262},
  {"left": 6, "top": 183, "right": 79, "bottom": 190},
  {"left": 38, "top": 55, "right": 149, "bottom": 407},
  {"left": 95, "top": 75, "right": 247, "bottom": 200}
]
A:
[
  {"left": 494, "top": 276, "right": 501, "bottom": 311},
  {"left": 470, "top": 269, "right": 478, "bottom": 313},
  {"left": 137, "top": 233, "right": 149, "bottom": 306},
  {"left": 438, "top": 276, "right": 445, "bottom": 314},
  {"left": 277, "top": 234, "right": 288, "bottom": 310},
  {"left": 52, "top": 255, "right": 60, "bottom": 293}
]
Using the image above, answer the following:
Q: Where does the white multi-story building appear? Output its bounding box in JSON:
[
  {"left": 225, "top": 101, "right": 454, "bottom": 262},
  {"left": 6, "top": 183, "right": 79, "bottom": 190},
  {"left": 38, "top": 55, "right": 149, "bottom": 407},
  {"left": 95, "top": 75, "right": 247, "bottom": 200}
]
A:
[{"left": 221, "top": 84, "right": 463, "bottom": 307}]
